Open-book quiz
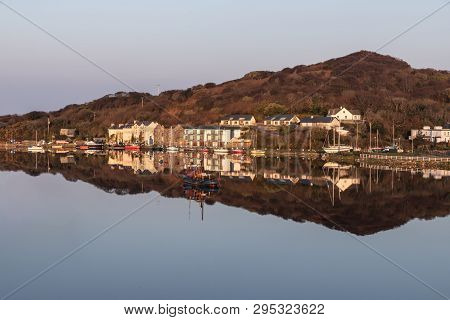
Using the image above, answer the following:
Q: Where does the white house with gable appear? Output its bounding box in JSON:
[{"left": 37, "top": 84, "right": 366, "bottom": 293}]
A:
[{"left": 327, "top": 106, "right": 361, "bottom": 122}]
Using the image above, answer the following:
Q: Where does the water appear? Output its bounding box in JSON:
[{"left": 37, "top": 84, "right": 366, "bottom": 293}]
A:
[{"left": 0, "top": 151, "right": 449, "bottom": 299}]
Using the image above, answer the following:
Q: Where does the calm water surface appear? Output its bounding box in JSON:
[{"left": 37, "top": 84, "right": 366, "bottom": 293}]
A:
[{"left": 0, "top": 151, "right": 449, "bottom": 299}]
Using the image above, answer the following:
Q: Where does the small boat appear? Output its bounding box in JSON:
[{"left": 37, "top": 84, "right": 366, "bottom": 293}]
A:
[
  {"left": 214, "top": 148, "right": 229, "bottom": 154},
  {"left": 84, "top": 141, "right": 104, "bottom": 150},
  {"left": 322, "top": 145, "right": 353, "bottom": 154},
  {"left": 200, "top": 148, "right": 210, "bottom": 153},
  {"left": 111, "top": 144, "right": 125, "bottom": 150},
  {"left": 370, "top": 147, "right": 384, "bottom": 153},
  {"left": 28, "top": 145, "right": 44, "bottom": 153},
  {"left": 323, "top": 128, "right": 352, "bottom": 153},
  {"left": 124, "top": 144, "right": 140, "bottom": 151},
  {"left": 166, "top": 146, "right": 179, "bottom": 152},
  {"left": 28, "top": 131, "right": 45, "bottom": 152},
  {"left": 250, "top": 149, "right": 265, "bottom": 156},
  {"left": 151, "top": 146, "right": 164, "bottom": 151},
  {"left": 231, "top": 149, "right": 245, "bottom": 154}
]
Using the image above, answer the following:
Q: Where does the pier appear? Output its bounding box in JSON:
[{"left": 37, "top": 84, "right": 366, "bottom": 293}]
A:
[{"left": 360, "top": 153, "right": 450, "bottom": 162}]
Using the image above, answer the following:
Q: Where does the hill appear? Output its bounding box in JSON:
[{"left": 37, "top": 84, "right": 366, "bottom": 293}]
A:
[{"left": 0, "top": 50, "right": 449, "bottom": 141}]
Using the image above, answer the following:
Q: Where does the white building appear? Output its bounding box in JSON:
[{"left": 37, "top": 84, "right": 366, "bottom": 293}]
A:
[
  {"left": 184, "top": 125, "right": 242, "bottom": 147},
  {"left": 410, "top": 124, "right": 450, "bottom": 143},
  {"left": 327, "top": 106, "right": 361, "bottom": 122}
]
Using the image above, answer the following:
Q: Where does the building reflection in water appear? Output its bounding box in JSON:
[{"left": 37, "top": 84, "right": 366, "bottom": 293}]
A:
[{"left": 1, "top": 150, "right": 448, "bottom": 234}]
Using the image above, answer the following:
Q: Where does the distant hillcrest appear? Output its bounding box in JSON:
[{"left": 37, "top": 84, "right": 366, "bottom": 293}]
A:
[{"left": 0, "top": 50, "right": 449, "bottom": 140}]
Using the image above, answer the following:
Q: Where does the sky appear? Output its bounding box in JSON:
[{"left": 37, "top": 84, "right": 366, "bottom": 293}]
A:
[{"left": 0, "top": 0, "right": 449, "bottom": 115}]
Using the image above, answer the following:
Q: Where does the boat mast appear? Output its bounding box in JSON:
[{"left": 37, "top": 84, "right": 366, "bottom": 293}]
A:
[
  {"left": 333, "top": 128, "right": 336, "bottom": 146},
  {"left": 392, "top": 123, "right": 395, "bottom": 146},
  {"left": 376, "top": 129, "right": 379, "bottom": 149},
  {"left": 338, "top": 131, "right": 341, "bottom": 152}
]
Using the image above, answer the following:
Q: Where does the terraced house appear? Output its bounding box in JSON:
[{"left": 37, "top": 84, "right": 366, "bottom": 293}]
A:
[
  {"left": 264, "top": 114, "right": 300, "bottom": 126},
  {"left": 219, "top": 114, "right": 256, "bottom": 127},
  {"left": 108, "top": 121, "right": 159, "bottom": 145}
]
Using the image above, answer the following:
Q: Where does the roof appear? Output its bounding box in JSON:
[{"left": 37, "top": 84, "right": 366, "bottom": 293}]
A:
[
  {"left": 265, "top": 114, "right": 298, "bottom": 121},
  {"left": 300, "top": 116, "right": 336, "bottom": 124},
  {"left": 109, "top": 121, "right": 159, "bottom": 129},
  {"left": 185, "top": 125, "right": 240, "bottom": 130},
  {"left": 328, "top": 107, "right": 361, "bottom": 116},
  {"left": 221, "top": 114, "right": 254, "bottom": 121}
]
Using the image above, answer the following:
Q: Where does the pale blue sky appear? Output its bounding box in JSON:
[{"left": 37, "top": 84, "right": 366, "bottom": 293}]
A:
[{"left": 1, "top": 0, "right": 449, "bottom": 114}]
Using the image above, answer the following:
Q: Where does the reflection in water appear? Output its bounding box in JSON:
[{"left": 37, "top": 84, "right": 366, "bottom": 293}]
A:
[{"left": 0, "top": 150, "right": 449, "bottom": 235}]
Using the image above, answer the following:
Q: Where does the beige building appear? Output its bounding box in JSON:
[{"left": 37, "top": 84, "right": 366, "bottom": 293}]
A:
[
  {"left": 263, "top": 114, "right": 300, "bottom": 126},
  {"left": 220, "top": 115, "right": 256, "bottom": 127},
  {"left": 108, "top": 121, "right": 159, "bottom": 145}
]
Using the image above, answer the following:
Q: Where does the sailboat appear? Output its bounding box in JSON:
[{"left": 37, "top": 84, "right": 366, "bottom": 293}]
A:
[
  {"left": 250, "top": 127, "right": 265, "bottom": 156},
  {"left": 323, "top": 128, "right": 352, "bottom": 154},
  {"left": 28, "top": 131, "right": 44, "bottom": 153},
  {"left": 166, "top": 126, "right": 179, "bottom": 152}
]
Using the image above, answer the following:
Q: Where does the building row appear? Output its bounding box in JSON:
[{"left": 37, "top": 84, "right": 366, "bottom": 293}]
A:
[
  {"left": 106, "top": 107, "right": 362, "bottom": 147},
  {"left": 219, "top": 107, "right": 362, "bottom": 127},
  {"left": 410, "top": 124, "right": 450, "bottom": 143}
]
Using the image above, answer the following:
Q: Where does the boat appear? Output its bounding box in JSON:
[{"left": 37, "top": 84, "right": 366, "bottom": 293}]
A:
[
  {"left": 323, "top": 128, "right": 352, "bottom": 154},
  {"left": 28, "top": 145, "right": 44, "bottom": 153},
  {"left": 85, "top": 141, "right": 103, "bottom": 150},
  {"left": 28, "top": 131, "right": 44, "bottom": 153},
  {"left": 111, "top": 144, "right": 125, "bottom": 150},
  {"left": 250, "top": 149, "right": 266, "bottom": 156},
  {"left": 166, "top": 146, "right": 179, "bottom": 152},
  {"left": 181, "top": 168, "right": 219, "bottom": 189},
  {"left": 231, "top": 149, "right": 245, "bottom": 154},
  {"left": 151, "top": 146, "right": 164, "bottom": 151},
  {"left": 166, "top": 126, "right": 179, "bottom": 152},
  {"left": 214, "top": 148, "right": 229, "bottom": 154},
  {"left": 200, "top": 148, "right": 210, "bottom": 153},
  {"left": 323, "top": 145, "right": 353, "bottom": 153},
  {"left": 124, "top": 144, "right": 140, "bottom": 151}
]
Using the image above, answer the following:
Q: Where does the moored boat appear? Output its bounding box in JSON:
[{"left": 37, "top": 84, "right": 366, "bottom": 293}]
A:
[
  {"left": 28, "top": 145, "right": 45, "bottom": 153},
  {"left": 214, "top": 148, "right": 229, "bottom": 154},
  {"left": 166, "top": 146, "right": 179, "bottom": 152},
  {"left": 250, "top": 149, "right": 265, "bottom": 156},
  {"left": 322, "top": 145, "right": 353, "bottom": 153},
  {"left": 77, "top": 141, "right": 104, "bottom": 150},
  {"left": 124, "top": 144, "right": 140, "bottom": 151}
]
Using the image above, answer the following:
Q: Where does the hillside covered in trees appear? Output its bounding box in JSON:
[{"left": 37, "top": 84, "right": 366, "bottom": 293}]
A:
[{"left": 0, "top": 50, "right": 449, "bottom": 143}]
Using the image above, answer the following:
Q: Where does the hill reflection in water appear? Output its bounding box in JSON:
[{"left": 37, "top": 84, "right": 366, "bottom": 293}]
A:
[{"left": 1, "top": 150, "right": 449, "bottom": 236}]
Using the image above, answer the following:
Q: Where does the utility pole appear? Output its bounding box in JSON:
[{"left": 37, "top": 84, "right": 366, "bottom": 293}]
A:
[
  {"left": 309, "top": 128, "right": 312, "bottom": 151},
  {"left": 141, "top": 97, "right": 144, "bottom": 108},
  {"left": 356, "top": 122, "right": 359, "bottom": 150},
  {"left": 369, "top": 122, "right": 372, "bottom": 151},
  {"left": 376, "top": 129, "right": 379, "bottom": 149},
  {"left": 47, "top": 117, "right": 50, "bottom": 142},
  {"left": 392, "top": 122, "right": 395, "bottom": 146}
]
